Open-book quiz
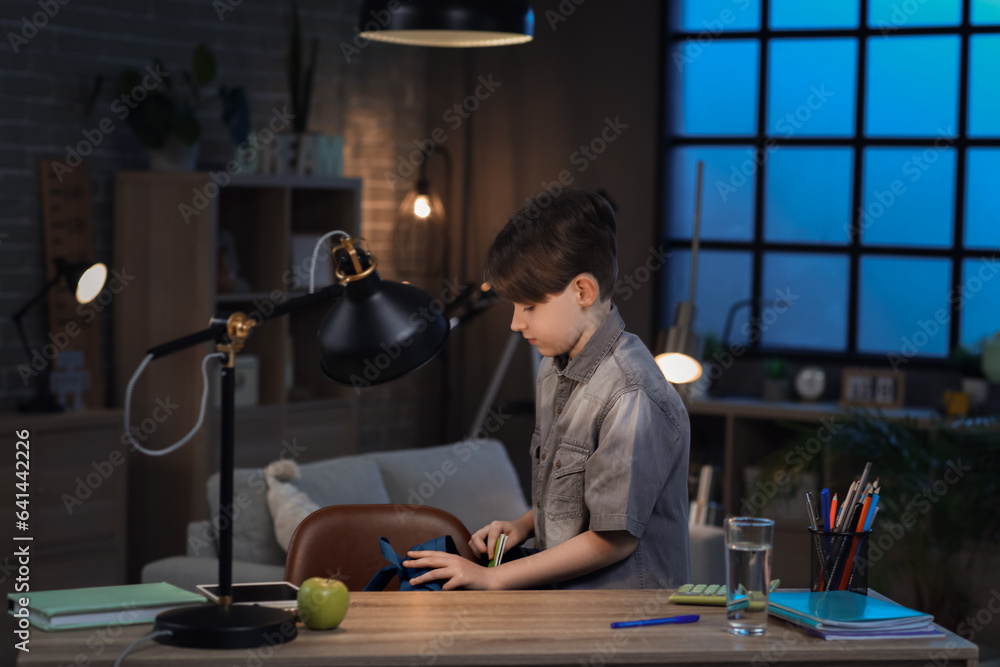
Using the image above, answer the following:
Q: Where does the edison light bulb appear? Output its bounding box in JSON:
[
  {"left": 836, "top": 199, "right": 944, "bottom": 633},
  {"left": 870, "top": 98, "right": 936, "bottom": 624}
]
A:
[{"left": 413, "top": 195, "right": 432, "bottom": 219}]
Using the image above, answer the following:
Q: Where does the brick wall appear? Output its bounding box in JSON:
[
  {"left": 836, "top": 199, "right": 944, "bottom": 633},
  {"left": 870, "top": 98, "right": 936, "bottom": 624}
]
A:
[{"left": 0, "top": 0, "right": 430, "bottom": 445}]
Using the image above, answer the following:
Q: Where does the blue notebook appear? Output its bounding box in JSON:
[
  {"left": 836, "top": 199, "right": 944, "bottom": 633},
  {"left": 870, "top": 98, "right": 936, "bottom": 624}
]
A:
[{"left": 768, "top": 591, "right": 934, "bottom": 631}]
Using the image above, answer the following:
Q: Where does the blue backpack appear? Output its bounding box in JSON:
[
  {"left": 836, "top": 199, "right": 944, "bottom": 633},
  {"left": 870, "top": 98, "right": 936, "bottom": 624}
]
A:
[{"left": 362, "top": 535, "right": 460, "bottom": 591}]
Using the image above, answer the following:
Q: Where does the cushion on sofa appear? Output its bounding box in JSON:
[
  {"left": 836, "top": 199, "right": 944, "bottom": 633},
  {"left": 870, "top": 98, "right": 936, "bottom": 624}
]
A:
[
  {"left": 207, "top": 455, "right": 389, "bottom": 566},
  {"left": 367, "top": 439, "right": 530, "bottom": 534}
]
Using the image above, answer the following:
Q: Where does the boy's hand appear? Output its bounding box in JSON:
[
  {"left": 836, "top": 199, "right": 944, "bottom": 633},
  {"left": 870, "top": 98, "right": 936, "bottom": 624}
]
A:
[
  {"left": 470, "top": 519, "right": 529, "bottom": 561},
  {"left": 403, "top": 551, "right": 498, "bottom": 590}
]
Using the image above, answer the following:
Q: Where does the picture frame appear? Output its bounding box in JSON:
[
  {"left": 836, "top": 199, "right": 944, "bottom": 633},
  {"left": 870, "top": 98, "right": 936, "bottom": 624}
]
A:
[{"left": 840, "top": 368, "right": 906, "bottom": 409}]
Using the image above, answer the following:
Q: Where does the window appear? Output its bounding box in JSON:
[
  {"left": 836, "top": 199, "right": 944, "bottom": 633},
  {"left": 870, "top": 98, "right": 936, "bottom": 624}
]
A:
[{"left": 663, "top": 1, "right": 1000, "bottom": 365}]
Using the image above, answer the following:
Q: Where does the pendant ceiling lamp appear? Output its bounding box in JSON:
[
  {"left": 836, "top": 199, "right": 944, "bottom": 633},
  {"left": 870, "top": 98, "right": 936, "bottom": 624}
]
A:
[{"left": 358, "top": 0, "right": 534, "bottom": 48}]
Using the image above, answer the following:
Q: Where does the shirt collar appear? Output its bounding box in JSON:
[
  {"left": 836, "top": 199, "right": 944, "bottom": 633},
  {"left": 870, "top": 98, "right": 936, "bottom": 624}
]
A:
[{"left": 553, "top": 304, "right": 625, "bottom": 382}]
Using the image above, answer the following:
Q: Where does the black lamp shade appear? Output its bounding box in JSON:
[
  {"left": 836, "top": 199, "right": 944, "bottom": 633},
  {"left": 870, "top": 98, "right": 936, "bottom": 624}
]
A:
[
  {"left": 319, "top": 272, "right": 449, "bottom": 385},
  {"left": 358, "top": 0, "right": 534, "bottom": 47}
]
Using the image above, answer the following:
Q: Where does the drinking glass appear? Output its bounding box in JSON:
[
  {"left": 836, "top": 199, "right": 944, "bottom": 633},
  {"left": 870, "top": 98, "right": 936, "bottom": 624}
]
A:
[{"left": 724, "top": 517, "right": 774, "bottom": 636}]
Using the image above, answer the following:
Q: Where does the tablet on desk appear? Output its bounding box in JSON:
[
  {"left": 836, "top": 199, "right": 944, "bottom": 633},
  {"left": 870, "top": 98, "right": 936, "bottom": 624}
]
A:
[{"left": 196, "top": 581, "right": 299, "bottom": 610}]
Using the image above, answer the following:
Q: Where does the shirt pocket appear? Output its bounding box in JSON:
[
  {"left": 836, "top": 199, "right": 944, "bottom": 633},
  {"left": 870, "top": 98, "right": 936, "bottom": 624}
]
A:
[{"left": 544, "top": 440, "right": 589, "bottom": 521}]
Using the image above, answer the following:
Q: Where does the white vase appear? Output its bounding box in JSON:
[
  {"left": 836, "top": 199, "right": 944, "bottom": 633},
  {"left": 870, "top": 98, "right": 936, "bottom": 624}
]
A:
[
  {"left": 148, "top": 137, "right": 199, "bottom": 171},
  {"left": 961, "top": 377, "right": 989, "bottom": 409}
]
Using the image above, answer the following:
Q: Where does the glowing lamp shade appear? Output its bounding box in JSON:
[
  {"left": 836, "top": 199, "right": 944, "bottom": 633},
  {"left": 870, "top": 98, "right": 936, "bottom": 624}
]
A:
[
  {"left": 655, "top": 352, "right": 703, "bottom": 384},
  {"left": 75, "top": 262, "right": 107, "bottom": 304},
  {"left": 358, "top": 0, "right": 534, "bottom": 47},
  {"left": 655, "top": 302, "right": 703, "bottom": 385}
]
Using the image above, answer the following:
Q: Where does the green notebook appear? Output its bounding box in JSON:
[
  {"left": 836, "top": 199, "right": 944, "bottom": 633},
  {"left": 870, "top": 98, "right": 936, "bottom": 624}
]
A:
[{"left": 8, "top": 582, "right": 206, "bottom": 631}]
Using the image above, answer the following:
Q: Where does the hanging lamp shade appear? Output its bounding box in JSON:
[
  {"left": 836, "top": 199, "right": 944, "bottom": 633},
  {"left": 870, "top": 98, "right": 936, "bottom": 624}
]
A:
[
  {"left": 358, "top": 0, "right": 534, "bottom": 47},
  {"left": 318, "top": 239, "right": 449, "bottom": 385}
]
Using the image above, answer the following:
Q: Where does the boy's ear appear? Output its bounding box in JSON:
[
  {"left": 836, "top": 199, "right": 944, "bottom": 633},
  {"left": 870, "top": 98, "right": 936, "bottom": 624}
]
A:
[{"left": 572, "top": 274, "right": 600, "bottom": 308}]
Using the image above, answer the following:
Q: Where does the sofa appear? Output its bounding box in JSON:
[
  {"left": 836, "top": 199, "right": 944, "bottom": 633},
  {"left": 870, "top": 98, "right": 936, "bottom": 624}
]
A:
[{"left": 142, "top": 439, "right": 724, "bottom": 592}]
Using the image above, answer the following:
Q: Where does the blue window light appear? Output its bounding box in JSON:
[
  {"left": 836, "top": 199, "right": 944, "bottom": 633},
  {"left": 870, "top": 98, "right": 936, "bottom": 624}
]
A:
[
  {"left": 764, "top": 147, "right": 853, "bottom": 243},
  {"left": 672, "top": 39, "right": 759, "bottom": 136},
  {"left": 767, "top": 39, "right": 857, "bottom": 137},
  {"left": 858, "top": 257, "right": 951, "bottom": 356},
  {"left": 760, "top": 253, "right": 849, "bottom": 351},
  {"left": 865, "top": 36, "right": 960, "bottom": 137},
  {"left": 860, "top": 147, "right": 955, "bottom": 248},
  {"left": 669, "top": 147, "right": 756, "bottom": 241}
]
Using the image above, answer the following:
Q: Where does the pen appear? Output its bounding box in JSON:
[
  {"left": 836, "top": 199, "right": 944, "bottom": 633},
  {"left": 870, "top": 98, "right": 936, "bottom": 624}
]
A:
[
  {"left": 611, "top": 614, "right": 700, "bottom": 629},
  {"left": 863, "top": 494, "right": 880, "bottom": 531},
  {"left": 804, "top": 491, "right": 820, "bottom": 530},
  {"left": 821, "top": 488, "right": 830, "bottom": 531}
]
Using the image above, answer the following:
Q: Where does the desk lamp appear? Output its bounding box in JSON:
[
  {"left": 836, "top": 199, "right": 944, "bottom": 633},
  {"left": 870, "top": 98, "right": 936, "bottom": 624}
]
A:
[
  {"left": 358, "top": 0, "right": 534, "bottom": 47},
  {"left": 11, "top": 258, "right": 107, "bottom": 412},
  {"left": 656, "top": 160, "right": 704, "bottom": 384},
  {"left": 123, "top": 234, "right": 448, "bottom": 649}
]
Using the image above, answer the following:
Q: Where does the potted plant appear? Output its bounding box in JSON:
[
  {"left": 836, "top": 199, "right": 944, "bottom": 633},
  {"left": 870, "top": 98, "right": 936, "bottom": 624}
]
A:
[
  {"left": 104, "top": 44, "right": 249, "bottom": 169},
  {"left": 261, "top": 0, "right": 321, "bottom": 175},
  {"left": 762, "top": 357, "right": 791, "bottom": 401}
]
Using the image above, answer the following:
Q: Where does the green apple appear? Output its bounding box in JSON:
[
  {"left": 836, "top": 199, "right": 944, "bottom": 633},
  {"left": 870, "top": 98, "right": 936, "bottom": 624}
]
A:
[{"left": 297, "top": 577, "right": 349, "bottom": 630}]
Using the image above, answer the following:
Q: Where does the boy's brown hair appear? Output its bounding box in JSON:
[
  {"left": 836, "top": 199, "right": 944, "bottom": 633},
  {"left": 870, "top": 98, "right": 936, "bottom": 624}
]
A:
[{"left": 484, "top": 189, "right": 618, "bottom": 304}]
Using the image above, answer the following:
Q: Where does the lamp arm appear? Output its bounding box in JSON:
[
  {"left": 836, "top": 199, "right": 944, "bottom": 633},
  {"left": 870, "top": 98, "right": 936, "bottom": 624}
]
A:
[
  {"left": 721, "top": 298, "right": 793, "bottom": 347},
  {"left": 10, "top": 274, "right": 61, "bottom": 322},
  {"left": 145, "top": 284, "right": 346, "bottom": 360}
]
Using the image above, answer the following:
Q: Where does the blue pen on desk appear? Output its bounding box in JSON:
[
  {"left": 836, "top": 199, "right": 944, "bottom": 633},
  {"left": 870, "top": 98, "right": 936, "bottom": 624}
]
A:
[{"left": 611, "top": 614, "right": 700, "bottom": 629}]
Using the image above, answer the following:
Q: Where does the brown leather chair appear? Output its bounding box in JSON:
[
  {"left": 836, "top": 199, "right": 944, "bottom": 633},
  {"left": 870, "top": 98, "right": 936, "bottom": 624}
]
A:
[{"left": 283, "top": 504, "right": 476, "bottom": 591}]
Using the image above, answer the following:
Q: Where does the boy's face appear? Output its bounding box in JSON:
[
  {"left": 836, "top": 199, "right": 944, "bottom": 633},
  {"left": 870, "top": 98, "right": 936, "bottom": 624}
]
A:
[{"left": 509, "top": 282, "right": 591, "bottom": 358}]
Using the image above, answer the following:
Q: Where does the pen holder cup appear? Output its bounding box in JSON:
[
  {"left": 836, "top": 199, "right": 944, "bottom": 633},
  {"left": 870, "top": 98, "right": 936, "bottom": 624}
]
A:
[{"left": 809, "top": 528, "right": 869, "bottom": 595}]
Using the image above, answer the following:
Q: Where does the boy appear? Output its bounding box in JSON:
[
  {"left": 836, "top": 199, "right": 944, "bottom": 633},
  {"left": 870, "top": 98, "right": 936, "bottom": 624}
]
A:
[{"left": 403, "top": 190, "right": 691, "bottom": 589}]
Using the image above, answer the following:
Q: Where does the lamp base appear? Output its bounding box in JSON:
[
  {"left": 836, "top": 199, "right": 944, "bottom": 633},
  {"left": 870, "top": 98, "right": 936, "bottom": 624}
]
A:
[{"left": 153, "top": 603, "right": 298, "bottom": 649}]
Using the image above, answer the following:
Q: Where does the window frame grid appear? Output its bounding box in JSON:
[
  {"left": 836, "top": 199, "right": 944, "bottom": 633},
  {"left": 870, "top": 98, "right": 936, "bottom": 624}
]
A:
[{"left": 662, "top": 0, "right": 1000, "bottom": 365}]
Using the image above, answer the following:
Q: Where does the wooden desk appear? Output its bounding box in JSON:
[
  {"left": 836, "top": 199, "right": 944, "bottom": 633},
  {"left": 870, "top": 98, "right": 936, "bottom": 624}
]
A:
[{"left": 17, "top": 590, "right": 978, "bottom": 666}]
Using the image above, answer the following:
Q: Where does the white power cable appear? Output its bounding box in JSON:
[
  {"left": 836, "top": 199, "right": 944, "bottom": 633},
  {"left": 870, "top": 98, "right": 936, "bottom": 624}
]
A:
[
  {"left": 123, "top": 351, "right": 226, "bottom": 457},
  {"left": 114, "top": 629, "right": 172, "bottom": 666},
  {"left": 309, "top": 229, "right": 351, "bottom": 294}
]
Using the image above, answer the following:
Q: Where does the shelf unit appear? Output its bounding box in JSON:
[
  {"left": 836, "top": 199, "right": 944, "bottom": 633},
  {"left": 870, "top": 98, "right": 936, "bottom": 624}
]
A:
[{"left": 113, "top": 171, "right": 363, "bottom": 579}]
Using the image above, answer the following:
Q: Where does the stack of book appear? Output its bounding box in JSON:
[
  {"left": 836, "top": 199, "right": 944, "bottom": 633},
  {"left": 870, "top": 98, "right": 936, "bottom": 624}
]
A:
[
  {"left": 768, "top": 591, "right": 942, "bottom": 640},
  {"left": 8, "top": 582, "right": 206, "bottom": 631}
]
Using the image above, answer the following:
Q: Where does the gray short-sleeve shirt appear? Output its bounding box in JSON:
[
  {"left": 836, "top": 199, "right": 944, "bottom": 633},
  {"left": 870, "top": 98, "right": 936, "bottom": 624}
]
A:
[{"left": 530, "top": 306, "right": 691, "bottom": 589}]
